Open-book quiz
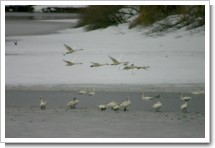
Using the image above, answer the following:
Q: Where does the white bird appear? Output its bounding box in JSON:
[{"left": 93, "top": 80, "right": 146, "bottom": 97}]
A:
[
  {"left": 64, "top": 44, "right": 84, "bottom": 54},
  {"left": 180, "top": 102, "right": 188, "bottom": 113},
  {"left": 90, "top": 62, "right": 109, "bottom": 67},
  {"left": 88, "top": 88, "right": 95, "bottom": 96},
  {"left": 63, "top": 60, "right": 83, "bottom": 66},
  {"left": 98, "top": 104, "right": 106, "bottom": 111},
  {"left": 141, "top": 91, "right": 160, "bottom": 101},
  {"left": 112, "top": 104, "right": 120, "bottom": 111},
  {"left": 106, "top": 101, "right": 118, "bottom": 109},
  {"left": 67, "top": 97, "right": 79, "bottom": 109},
  {"left": 119, "top": 97, "right": 131, "bottom": 111},
  {"left": 191, "top": 90, "right": 204, "bottom": 95},
  {"left": 40, "top": 97, "right": 47, "bottom": 110},
  {"left": 180, "top": 94, "right": 192, "bottom": 102},
  {"left": 78, "top": 89, "right": 87, "bottom": 95},
  {"left": 142, "top": 92, "right": 154, "bottom": 101},
  {"left": 123, "top": 64, "right": 150, "bottom": 70},
  {"left": 109, "top": 56, "right": 129, "bottom": 66},
  {"left": 152, "top": 100, "right": 162, "bottom": 112}
]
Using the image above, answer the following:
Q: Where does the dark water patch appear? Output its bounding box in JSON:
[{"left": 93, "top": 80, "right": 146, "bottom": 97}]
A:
[
  {"left": 6, "top": 12, "right": 81, "bottom": 20},
  {"left": 6, "top": 19, "right": 75, "bottom": 36}
]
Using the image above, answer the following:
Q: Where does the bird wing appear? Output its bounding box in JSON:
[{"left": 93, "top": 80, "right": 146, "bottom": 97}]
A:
[
  {"left": 120, "top": 101, "right": 128, "bottom": 107},
  {"left": 123, "top": 65, "right": 132, "bottom": 70},
  {"left": 142, "top": 66, "right": 150, "bottom": 70},
  {"left": 67, "top": 101, "right": 74, "bottom": 106},
  {"left": 64, "top": 44, "right": 74, "bottom": 52},
  {"left": 109, "top": 56, "right": 119, "bottom": 63},
  {"left": 63, "top": 60, "right": 73, "bottom": 65},
  {"left": 91, "top": 62, "right": 99, "bottom": 65}
]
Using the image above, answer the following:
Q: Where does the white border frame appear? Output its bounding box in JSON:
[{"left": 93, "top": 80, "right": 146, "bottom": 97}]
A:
[{"left": 1, "top": 1, "right": 210, "bottom": 143}]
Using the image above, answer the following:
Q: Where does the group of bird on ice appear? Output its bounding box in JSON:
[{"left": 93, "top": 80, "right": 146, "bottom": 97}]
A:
[{"left": 40, "top": 89, "right": 204, "bottom": 113}]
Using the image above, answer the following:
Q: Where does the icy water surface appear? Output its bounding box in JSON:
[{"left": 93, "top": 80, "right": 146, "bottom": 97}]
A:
[
  {"left": 5, "top": 90, "right": 205, "bottom": 138},
  {"left": 5, "top": 12, "right": 80, "bottom": 36}
]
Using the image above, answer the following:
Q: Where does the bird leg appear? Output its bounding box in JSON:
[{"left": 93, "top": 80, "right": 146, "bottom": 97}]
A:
[
  {"left": 70, "top": 105, "right": 75, "bottom": 109},
  {"left": 41, "top": 106, "right": 46, "bottom": 110}
]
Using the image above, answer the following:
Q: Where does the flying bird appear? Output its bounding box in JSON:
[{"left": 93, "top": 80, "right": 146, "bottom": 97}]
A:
[
  {"left": 63, "top": 60, "right": 83, "bottom": 66},
  {"left": 90, "top": 62, "right": 109, "bottom": 67},
  {"left": 64, "top": 44, "right": 84, "bottom": 54},
  {"left": 123, "top": 64, "right": 150, "bottom": 70},
  {"left": 109, "top": 56, "right": 129, "bottom": 66}
]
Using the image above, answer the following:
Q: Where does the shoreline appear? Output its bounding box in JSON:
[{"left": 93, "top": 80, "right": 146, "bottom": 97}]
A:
[{"left": 5, "top": 83, "right": 205, "bottom": 93}]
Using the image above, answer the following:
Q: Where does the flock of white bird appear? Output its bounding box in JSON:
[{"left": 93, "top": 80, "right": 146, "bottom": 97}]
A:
[
  {"left": 62, "top": 44, "right": 150, "bottom": 70},
  {"left": 39, "top": 44, "right": 205, "bottom": 113},
  {"left": 98, "top": 97, "right": 131, "bottom": 111},
  {"left": 39, "top": 89, "right": 204, "bottom": 113}
]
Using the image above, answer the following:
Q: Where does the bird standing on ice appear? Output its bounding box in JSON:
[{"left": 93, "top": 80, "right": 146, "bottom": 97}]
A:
[
  {"left": 112, "top": 104, "right": 120, "bottom": 111},
  {"left": 98, "top": 104, "right": 106, "bottom": 111},
  {"left": 142, "top": 91, "right": 154, "bottom": 101},
  {"left": 106, "top": 101, "right": 118, "bottom": 110},
  {"left": 180, "top": 94, "right": 192, "bottom": 102},
  {"left": 88, "top": 88, "right": 95, "bottom": 96},
  {"left": 119, "top": 97, "right": 131, "bottom": 111},
  {"left": 152, "top": 100, "right": 162, "bottom": 112},
  {"left": 180, "top": 102, "right": 188, "bottom": 113},
  {"left": 191, "top": 90, "right": 204, "bottom": 95},
  {"left": 78, "top": 89, "right": 87, "bottom": 95},
  {"left": 67, "top": 97, "right": 79, "bottom": 109},
  {"left": 40, "top": 98, "right": 47, "bottom": 110}
]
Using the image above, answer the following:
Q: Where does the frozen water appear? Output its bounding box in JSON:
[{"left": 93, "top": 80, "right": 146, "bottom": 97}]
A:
[{"left": 5, "top": 90, "right": 205, "bottom": 138}]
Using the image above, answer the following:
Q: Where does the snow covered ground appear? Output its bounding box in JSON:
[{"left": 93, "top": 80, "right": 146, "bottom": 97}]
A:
[{"left": 5, "top": 18, "right": 205, "bottom": 91}]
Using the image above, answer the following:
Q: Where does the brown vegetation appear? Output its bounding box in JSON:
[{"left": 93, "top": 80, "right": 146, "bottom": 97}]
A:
[{"left": 76, "top": 5, "right": 205, "bottom": 31}]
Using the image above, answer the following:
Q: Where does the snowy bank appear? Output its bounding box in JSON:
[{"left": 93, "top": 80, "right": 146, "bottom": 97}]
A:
[{"left": 5, "top": 20, "right": 205, "bottom": 91}]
